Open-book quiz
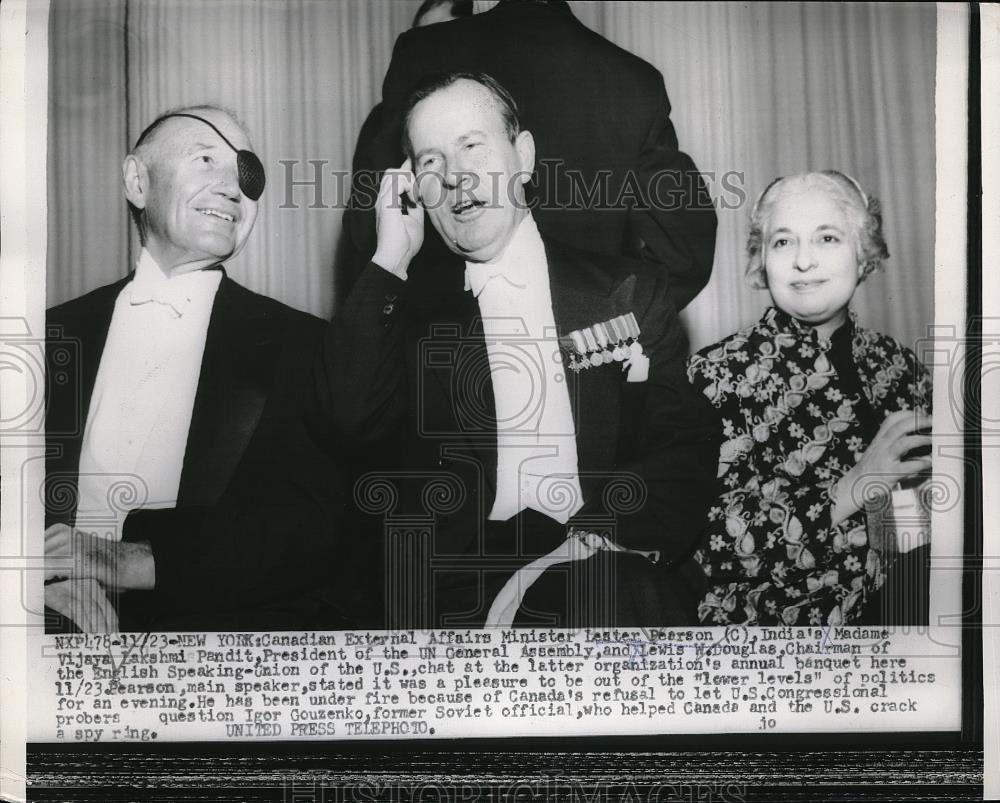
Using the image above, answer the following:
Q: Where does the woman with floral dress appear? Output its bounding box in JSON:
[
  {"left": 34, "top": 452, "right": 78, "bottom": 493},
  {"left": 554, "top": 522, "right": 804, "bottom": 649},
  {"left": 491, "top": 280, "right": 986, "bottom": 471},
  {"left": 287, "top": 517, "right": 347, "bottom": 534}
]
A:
[{"left": 687, "top": 171, "right": 931, "bottom": 626}]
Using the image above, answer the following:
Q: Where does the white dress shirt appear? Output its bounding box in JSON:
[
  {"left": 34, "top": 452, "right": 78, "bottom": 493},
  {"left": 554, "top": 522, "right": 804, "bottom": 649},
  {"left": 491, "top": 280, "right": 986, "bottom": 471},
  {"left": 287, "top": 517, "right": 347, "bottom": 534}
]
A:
[
  {"left": 75, "top": 250, "right": 222, "bottom": 536},
  {"left": 465, "top": 214, "right": 584, "bottom": 524}
]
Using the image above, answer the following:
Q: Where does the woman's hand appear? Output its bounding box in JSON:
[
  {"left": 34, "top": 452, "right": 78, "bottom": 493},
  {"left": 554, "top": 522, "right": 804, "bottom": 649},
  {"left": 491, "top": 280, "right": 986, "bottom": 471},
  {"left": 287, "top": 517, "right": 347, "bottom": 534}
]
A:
[{"left": 831, "top": 409, "right": 932, "bottom": 525}]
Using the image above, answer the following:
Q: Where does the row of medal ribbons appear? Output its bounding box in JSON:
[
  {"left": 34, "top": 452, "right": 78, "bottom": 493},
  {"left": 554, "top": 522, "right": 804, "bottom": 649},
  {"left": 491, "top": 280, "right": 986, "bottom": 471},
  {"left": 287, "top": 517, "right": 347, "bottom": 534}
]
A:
[{"left": 561, "top": 312, "right": 642, "bottom": 371}]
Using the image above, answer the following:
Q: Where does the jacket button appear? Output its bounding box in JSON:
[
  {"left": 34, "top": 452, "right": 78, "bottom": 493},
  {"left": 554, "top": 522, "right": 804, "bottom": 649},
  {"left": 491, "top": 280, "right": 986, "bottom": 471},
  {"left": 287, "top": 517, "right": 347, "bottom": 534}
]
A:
[{"left": 382, "top": 303, "right": 395, "bottom": 315}]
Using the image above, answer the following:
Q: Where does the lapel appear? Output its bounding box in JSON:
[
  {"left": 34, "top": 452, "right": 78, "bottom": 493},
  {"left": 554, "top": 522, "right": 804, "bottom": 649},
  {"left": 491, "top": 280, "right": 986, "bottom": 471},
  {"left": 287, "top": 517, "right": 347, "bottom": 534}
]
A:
[
  {"left": 176, "top": 277, "right": 271, "bottom": 507},
  {"left": 62, "top": 281, "right": 124, "bottom": 434},
  {"left": 45, "top": 279, "right": 126, "bottom": 524},
  {"left": 413, "top": 257, "right": 500, "bottom": 497},
  {"left": 545, "top": 238, "right": 638, "bottom": 473}
]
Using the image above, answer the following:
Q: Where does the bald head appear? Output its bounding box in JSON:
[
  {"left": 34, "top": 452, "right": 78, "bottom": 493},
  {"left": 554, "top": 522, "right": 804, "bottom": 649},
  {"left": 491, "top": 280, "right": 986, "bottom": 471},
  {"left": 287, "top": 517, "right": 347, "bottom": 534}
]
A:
[{"left": 132, "top": 105, "right": 253, "bottom": 162}]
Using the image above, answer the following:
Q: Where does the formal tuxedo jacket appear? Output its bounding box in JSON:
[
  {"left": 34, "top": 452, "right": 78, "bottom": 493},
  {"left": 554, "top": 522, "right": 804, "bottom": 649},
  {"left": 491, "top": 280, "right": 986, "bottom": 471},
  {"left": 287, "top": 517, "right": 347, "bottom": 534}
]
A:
[
  {"left": 308, "top": 235, "right": 719, "bottom": 623},
  {"left": 46, "top": 274, "right": 347, "bottom": 631},
  {"left": 345, "top": 0, "right": 717, "bottom": 313}
]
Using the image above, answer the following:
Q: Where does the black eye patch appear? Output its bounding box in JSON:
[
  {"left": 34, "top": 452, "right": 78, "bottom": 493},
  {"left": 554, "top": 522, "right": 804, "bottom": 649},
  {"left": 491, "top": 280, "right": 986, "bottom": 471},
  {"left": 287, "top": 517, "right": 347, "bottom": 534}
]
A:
[
  {"left": 235, "top": 149, "right": 266, "bottom": 201},
  {"left": 135, "top": 112, "right": 266, "bottom": 201}
]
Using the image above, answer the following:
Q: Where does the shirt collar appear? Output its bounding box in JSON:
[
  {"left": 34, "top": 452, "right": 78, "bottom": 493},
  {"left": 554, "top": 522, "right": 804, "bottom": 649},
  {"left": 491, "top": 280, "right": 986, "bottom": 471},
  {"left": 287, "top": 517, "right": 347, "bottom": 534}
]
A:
[
  {"left": 127, "top": 249, "right": 224, "bottom": 318},
  {"left": 464, "top": 213, "right": 544, "bottom": 298}
]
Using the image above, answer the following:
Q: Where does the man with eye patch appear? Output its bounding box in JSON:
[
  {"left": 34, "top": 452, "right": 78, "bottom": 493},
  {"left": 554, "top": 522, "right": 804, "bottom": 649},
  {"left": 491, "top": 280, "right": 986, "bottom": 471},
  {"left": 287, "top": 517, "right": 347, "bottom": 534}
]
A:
[{"left": 44, "top": 105, "right": 348, "bottom": 632}]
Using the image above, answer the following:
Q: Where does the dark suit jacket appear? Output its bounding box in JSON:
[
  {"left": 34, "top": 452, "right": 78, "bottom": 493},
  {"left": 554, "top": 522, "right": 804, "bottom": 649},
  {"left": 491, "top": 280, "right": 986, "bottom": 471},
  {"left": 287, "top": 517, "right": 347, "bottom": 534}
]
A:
[
  {"left": 307, "top": 234, "right": 719, "bottom": 626},
  {"left": 346, "top": 0, "right": 717, "bottom": 312},
  {"left": 46, "top": 274, "right": 348, "bottom": 631}
]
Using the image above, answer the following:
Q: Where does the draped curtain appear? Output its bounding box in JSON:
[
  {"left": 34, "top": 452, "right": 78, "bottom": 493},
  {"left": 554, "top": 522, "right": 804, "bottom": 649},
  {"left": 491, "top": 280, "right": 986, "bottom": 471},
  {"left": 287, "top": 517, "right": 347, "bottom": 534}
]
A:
[{"left": 48, "top": 0, "right": 937, "bottom": 352}]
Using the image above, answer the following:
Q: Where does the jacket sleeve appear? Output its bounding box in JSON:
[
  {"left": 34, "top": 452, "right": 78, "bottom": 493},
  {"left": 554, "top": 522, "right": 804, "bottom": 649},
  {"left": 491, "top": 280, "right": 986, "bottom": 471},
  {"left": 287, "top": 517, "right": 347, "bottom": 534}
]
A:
[
  {"left": 304, "top": 261, "right": 410, "bottom": 456},
  {"left": 344, "top": 30, "right": 416, "bottom": 264},
  {"left": 625, "top": 75, "right": 717, "bottom": 312},
  {"left": 121, "top": 484, "right": 344, "bottom": 618}
]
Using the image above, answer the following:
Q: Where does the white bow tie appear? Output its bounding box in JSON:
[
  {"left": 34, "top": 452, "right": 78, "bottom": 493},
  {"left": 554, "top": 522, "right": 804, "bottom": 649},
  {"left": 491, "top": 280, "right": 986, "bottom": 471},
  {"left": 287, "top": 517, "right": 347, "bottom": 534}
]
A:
[
  {"left": 464, "top": 264, "right": 529, "bottom": 298},
  {"left": 127, "top": 269, "right": 214, "bottom": 318},
  {"left": 128, "top": 282, "right": 192, "bottom": 317}
]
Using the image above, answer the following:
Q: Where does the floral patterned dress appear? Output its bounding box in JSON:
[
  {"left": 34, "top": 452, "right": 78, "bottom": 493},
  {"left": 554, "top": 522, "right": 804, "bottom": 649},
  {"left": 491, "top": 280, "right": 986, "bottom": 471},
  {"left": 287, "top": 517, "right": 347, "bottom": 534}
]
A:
[{"left": 686, "top": 307, "right": 931, "bottom": 626}]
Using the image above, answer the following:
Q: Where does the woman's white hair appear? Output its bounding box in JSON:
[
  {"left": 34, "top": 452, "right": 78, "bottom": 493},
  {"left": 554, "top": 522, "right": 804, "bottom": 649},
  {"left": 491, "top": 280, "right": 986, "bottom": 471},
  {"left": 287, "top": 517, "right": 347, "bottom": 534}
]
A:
[{"left": 745, "top": 170, "right": 889, "bottom": 290}]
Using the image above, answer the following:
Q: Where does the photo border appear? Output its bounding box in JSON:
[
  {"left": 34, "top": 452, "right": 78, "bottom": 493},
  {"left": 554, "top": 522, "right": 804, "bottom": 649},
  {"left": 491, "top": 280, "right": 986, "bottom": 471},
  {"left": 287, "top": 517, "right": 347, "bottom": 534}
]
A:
[{"left": 5, "top": 1, "right": 987, "bottom": 800}]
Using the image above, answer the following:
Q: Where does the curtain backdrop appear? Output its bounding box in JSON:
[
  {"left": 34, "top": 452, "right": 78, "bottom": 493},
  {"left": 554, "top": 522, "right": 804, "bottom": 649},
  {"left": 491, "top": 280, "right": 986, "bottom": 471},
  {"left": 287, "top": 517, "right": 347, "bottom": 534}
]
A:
[{"left": 48, "top": 0, "right": 937, "bottom": 352}]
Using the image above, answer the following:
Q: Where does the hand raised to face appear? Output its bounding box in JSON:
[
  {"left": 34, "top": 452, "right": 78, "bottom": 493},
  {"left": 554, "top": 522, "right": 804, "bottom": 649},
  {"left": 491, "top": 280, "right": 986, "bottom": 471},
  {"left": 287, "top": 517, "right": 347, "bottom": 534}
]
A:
[{"left": 372, "top": 159, "right": 425, "bottom": 280}]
